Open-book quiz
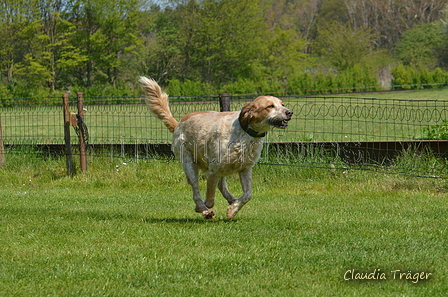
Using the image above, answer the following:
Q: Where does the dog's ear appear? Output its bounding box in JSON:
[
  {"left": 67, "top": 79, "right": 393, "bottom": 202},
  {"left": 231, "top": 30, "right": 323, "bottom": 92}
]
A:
[{"left": 239, "top": 102, "right": 255, "bottom": 130}]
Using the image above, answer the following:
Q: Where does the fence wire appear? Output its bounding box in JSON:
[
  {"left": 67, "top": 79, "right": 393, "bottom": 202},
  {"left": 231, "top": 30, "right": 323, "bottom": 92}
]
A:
[{"left": 1, "top": 94, "right": 447, "bottom": 177}]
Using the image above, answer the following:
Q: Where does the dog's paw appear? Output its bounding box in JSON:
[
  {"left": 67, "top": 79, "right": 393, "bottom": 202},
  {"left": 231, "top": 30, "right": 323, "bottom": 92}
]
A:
[
  {"left": 226, "top": 204, "right": 239, "bottom": 220},
  {"left": 202, "top": 209, "right": 216, "bottom": 220}
]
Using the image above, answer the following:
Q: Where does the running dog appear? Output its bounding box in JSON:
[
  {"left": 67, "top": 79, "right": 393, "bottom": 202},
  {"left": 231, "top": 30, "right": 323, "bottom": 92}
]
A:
[{"left": 139, "top": 77, "right": 293, "bottom": 219}]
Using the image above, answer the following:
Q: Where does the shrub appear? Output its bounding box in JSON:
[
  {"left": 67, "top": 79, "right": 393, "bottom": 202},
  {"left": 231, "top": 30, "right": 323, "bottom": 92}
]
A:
[
  {"left": 418, "top": 120, "right": 448, "bottom": 140},
  {"left": 287, "top": 71, "right": 316, "bottom": 94},
  {"left": 391, "top": 63, "right": 413, "bottom": 89},
  {"left": 166, "top": 79, "right": 215, "bottom": 97},
  {"left": 220, "top": 78, "right": 259, "bottom": 94},
  {"left": 392, "top": 64, "right": 448, "bottom": 89}
]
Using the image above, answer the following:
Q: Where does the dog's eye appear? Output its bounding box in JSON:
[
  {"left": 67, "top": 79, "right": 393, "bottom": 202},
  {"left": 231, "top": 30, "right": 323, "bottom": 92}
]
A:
[{"left": 267, "top": 105, "right": 274, "bottom": 109}]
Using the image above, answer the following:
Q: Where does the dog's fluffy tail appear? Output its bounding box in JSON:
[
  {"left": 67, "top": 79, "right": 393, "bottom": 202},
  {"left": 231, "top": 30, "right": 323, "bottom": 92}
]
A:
[{"left": 139, "top": 77, "right": 178, "bottom": 133}]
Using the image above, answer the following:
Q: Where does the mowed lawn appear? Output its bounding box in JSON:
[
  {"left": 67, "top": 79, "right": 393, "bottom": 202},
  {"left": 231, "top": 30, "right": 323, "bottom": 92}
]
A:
[{"left": 0, "top": 156, "right": 447, "bottom": 296}]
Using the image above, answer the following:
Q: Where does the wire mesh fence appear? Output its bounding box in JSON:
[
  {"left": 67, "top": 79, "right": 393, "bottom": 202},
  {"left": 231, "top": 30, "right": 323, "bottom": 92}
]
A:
[{"left": 1, "top": 94, "right": 447, "bottom": 177}]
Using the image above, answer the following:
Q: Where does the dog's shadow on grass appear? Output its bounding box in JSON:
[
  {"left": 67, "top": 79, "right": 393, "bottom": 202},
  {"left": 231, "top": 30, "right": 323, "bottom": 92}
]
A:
[
  {"left": 1, "top": 208, "right": 236, "bottom": 224},
  {"left": 85, "top": 211, "right": 236, "bottom": 224},
  {"left": 142, "top": 217, "right": 236, "bottom": 224}
]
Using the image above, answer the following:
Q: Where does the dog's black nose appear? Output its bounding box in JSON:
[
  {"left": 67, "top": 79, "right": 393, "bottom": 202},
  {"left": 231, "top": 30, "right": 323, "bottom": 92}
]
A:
[{"left": 286, "top": 109, "right": 293, "bottom": 117}]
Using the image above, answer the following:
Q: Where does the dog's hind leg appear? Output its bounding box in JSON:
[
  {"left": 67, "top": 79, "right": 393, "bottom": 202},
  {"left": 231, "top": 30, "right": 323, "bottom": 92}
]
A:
[
  {"left": 218, "top": 177, "right": 237, "bottom": 205},
  {"left": 182, "top": 161, "right": 205, "bottom": 211},
  {"left": 181, "top": 160, "right": 216, "bottom": 219},
  {"left": 227, "top": 168, "right": 252, "bottom": 220}
]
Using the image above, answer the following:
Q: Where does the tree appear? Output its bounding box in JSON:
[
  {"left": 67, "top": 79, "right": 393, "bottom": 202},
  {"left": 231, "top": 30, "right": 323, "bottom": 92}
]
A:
[
  {"left": 345, "top": 0, "right": 446, "bottom": 50},
  {"left": 438, "top": 4, "right": 448, "bottom": 68},
  {"left": 0, "top": 21, "right": 19, "bottom": 84},
  {"left": 266, "top": 28, "right": 310, "bottom": 81},
  {"left": 396, "top": 22, "right": 447, "bottom": 69},
  {"left": 68, "top": 0, "right": 142, "bottom": 87},
  {"left": 173, "top": 0, "right": 270, "bottom": 85},
  {"left": 12, "top": 20, "right": 53, "bottom": 89},
  {"left": 136, "top": 8, "right": 181, "bottom": 84},
  {"left": 0, "top": 0, "right": 41, "bottom": 87},
  {"left": 38, "top": 0, "right": 84, "bottom": 92},
  {"left": 314, "top": 22, "right": 375, "bottom": 71},
  {"left": 315, "top": 0, "right": 349, "bottom": 32},
  {"left": 264, "top": 0, "right": 319, "bottom": 39}
]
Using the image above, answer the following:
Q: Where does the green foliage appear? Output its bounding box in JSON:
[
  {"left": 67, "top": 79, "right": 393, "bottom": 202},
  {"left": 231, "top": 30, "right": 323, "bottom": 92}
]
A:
[
  {"left": 315, "top": 23, "right": 375, "bottom": 71},
  {"left": 392, "top": 64, "right": 448, "bottom": 89},
  {"left": 287, "top": 65, "right": 380, "bottom": 94},
  {"left": 220, "top": 78, "right": 259, "bottom": 95},
  {"left": 174, "top": 0, "right": 270, "bottom": 85},
  {"left": 419, "top": 120, "right": 448, "bottom": 140},
  {"left": 391, "top": 63, "right": 414, "bottom": 88},
  {"left": 1, "top": 0, "right": 448, "bottom": 96},
  {"left": 137, "top": 9, "right": 181, "bottom": 84},
  {"left": 266, "top": 27, "right": 310, "bottom": 79},
  {"left": 315, "top": 0, "right": 349, "bottom": 30},
  {"left": 166, "top": 78, "right": 215, "bottom": 96},
  {"left": 70, "top": 83, "right": 142, "bottom": 97},
  {"left": 395, "top": 22, "right": 447, "bottom": 68}
]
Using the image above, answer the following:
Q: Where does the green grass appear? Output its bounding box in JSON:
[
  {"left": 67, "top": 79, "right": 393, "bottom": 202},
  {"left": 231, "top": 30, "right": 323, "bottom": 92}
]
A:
[
  {"left": 334, "top": 88, "right": 448, "bottom": 100},
  {"left": 0, "top": 155, "right": 447, "bottom": 296},
  {"left": 1, "top": 88, "right": 448, "bottom": 145}
]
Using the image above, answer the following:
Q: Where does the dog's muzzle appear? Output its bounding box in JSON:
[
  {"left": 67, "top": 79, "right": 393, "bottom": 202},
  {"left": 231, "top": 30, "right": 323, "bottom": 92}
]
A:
[{"left": 269, "top": 109, "right": 293, "bottom": 128}]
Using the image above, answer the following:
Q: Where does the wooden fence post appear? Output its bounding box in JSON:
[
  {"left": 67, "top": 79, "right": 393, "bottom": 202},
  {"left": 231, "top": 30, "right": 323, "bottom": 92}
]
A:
[
  {"left": 77, "top": 92, "right": 87, "bottom": 172},
  {"left": 0, "top": 115, "right": 5, "bottom": 167},
  {"left": 219, "top": 93, "right": 231, "bottom": 112},
  {"left": 63, "top": 93, "right": 73, "bottom": 176}
]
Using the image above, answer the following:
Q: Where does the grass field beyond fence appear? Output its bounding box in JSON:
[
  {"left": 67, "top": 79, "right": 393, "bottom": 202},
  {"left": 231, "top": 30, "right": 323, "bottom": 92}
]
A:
[
  {"left": 2, "top": 89, "right": 448, "bottom": 145},
  {"left": 2, "top": 89, "right": 448, "bottom": 178},
  {"left": 0, "top": 155, "right": 446, "bottom": 296}
]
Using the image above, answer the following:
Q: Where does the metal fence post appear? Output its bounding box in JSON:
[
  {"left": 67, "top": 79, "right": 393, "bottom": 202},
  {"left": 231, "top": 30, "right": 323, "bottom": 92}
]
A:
[
  {"left": 63, "top": 93, "right": 73, "bottom": 176},
  {"left": 219, "top": 93, "right": 231, "bottom": 112},
  {"left": 77, "top": 92, "right": 87, "bottom": 172}
]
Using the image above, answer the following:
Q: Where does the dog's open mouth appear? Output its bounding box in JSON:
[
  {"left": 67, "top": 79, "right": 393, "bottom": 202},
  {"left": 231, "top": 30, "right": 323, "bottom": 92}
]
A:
[{"left": 269, "top": 118, "right": 291, "bottom": 128}]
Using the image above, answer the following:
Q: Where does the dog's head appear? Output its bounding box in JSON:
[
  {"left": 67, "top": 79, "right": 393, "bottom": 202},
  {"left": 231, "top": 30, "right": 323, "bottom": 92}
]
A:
[{"left": 239, "top": 96, "right": 293, "bottom": 136}]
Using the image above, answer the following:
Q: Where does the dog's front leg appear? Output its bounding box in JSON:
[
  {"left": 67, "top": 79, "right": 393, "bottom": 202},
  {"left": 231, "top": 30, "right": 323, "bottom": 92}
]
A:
[
  {"left": 227, "top": 168, "right": 252, "bottom": 220},
  {"left": 205, "top": 173, "right": 220, "bottom": 209}
]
